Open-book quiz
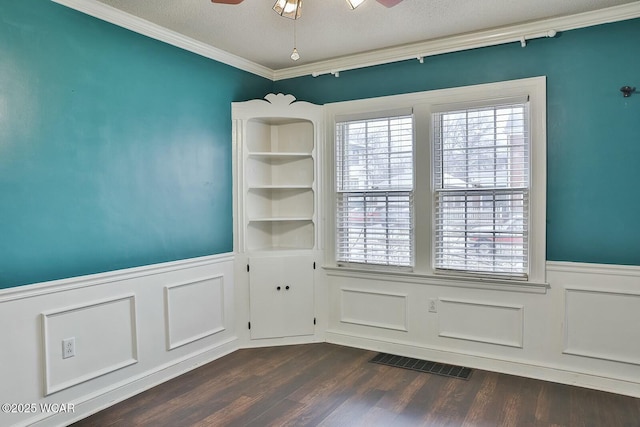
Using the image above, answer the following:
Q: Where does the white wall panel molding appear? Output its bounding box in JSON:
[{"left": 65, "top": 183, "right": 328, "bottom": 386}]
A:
[
  {"left": 563, "top": 288, "right": 640, "bottom": 366},
  {"left": 547, "top": 260, "right": 640, "bottom": 278},
  {"left": 164, "top": 275, "right": 226, "bottom": 350},
  {"left": 0, "top": 253, "right": 234, "bottom": 303},
  {"left": 325, "top": 261, "right": 640, "bottom": 398},
  {"left": 340, "top": 288, "right": 408, "bottom": 332},
  {"left": 1, "top": 254, "right": 236, "bottom": 426},
  {"left": 326, "top": 331, "right": 640, "bottom": 398},
  {"left": 41, "top": 295, "right": 138, "bottom": 395},
  {"left": 32, "top": 338, "right": 239, "bottom": 427},
  {"left": 438, "top": 298, "right": 524, "bottom": 348}
]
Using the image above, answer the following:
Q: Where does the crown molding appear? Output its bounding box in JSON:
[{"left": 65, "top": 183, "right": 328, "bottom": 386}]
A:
[
  {"left": 51, "top": 0, "right": 275, "bottom": 80},
  {"left": 52, "top": 1, "right": 640, "bottom": 82},
  {"left": 273, "top": 2, "right": 640, "bottom": 80}
]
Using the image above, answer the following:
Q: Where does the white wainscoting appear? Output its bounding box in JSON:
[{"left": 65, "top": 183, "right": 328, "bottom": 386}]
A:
[
  {"left": 438, "top": 298, "right": 524, "bottom": 348},
  {"left": 164, "top": 275, "right": 226, "bottom": 350},
  {"left": 3, "top": 256, "right": 640, "bottom": 426},
  {"left": 42, "top": 294, "right": 138, "bottom": 395},
  {"left": 325, "top": 261, "right": 640, "bottom": 398},
  {"left": 564, "top": 288, "right": 640, "bottom": 366},
  {"left": 0, "top": 254, "right": 236, "bottom": 427},
  {"left": 340, "top": 288, "right": 408, "bottom": 332}
]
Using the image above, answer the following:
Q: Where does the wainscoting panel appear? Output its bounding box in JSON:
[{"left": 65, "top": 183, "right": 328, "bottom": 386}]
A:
[
  {"left": 165, "top": 275, "right": 225, "bottom": 350},
  {"left": 438, "top": 298, "right": 524, "bottom": 348},
  {"left": 326, "top": 262, "right": 640, "bottom": 398},
  {"left": 0, "top": 253, "right": 237, "bottom": 427},
  {"left": 42, "top": 295, "right": 138, "bottom": 395},
  {"left": 340, "top": 288, "right": 408, "bottom": 331},
  {"left": 564, "top": 288, "right": 640, "bottom": 365}
]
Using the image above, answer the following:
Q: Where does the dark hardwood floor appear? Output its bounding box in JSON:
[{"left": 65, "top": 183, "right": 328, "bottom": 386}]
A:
[{"left": 72, "top": 343, "right": 640, "bottom": 426}]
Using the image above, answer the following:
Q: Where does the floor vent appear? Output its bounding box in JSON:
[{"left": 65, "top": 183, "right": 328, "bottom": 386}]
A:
[{"left": 370, "top": 353, "right": 472, "bottom": 380}]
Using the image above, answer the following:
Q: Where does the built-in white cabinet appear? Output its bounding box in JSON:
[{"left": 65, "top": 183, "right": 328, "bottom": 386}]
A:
[
  {"left": 233, "top": 94, "right": 322, "bottom": 340},
  {"left": 248, "top": 255, "right": 315, "bottom": 339}
]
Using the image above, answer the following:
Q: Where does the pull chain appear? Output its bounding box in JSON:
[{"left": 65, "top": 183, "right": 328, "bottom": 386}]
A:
[{"left": 291, "top": 19, "right": 300, "bottom": 61}]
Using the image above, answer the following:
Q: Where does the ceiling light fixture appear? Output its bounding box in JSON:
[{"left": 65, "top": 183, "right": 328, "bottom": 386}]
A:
[
  {"left": 345, "top": 0, "right": 366, "bottom": 9},
  {"left": 269, "top": 0, "right": 403, "bottom": 20},
  {"left": 273, "top": 0, "right": 303, "bottom": 20}
]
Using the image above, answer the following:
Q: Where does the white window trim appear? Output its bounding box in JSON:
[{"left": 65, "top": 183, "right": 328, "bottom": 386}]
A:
[{"left": 323, "top": 77, "right": 547, "bottom": 289}]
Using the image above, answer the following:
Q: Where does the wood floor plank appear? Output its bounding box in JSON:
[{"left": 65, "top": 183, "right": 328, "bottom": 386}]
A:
[
  {"left": 420, "top": 372, "right": 486, "bottom": 427},
  {"left": 460, "top": 373, "right": 499, "bottom": 426},
  {"left": 316, "top": 388, "right": 387, "bottom": 427},
  {"left": 72, "top": 343, "right": 640, "bottom": 427}
]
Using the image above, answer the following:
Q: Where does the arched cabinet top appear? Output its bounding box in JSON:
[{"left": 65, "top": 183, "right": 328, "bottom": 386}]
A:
[{"left": 232, "top": 93, "right": 323, "bottom": 122}]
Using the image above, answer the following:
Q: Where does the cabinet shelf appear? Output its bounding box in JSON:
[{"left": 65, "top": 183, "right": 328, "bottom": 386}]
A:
[
  {"left": 248, "top": 185, "right": 312, "bottom": 190},
  {"left": 247, "top": 220, "right": 314, "bottom": 251},
  {"left": 247, "top": 187, "right": 314, "bottom": 221},
  {"left": 248, "top": 152, "right": 311, "bottom": 158},
  {"left": 246, "top": 155, "right": 313, "bottom": 188},
  {"left": 249, "top": 217, "right": 313, "bottom": 222},
  {"left": 235, "top": 94, "right": 319, "bottom": 253}
]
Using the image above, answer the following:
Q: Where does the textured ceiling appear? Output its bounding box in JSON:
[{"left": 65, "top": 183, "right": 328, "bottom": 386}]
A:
[{"left": 97, "top": 0, "right": 638, "bottom": 70}]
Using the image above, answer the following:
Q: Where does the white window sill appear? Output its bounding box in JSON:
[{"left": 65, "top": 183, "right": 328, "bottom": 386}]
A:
[{"left": 323, "top": 265, "right": 549, "bottom": 294}]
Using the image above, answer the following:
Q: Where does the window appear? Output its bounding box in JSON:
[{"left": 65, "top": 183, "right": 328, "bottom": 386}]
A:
[
  {"left": 433, "top": 99, "right": 530, "bottom": 278},
  {"left": 335, "top": 113, "right": 414, "bottom": 267},
  {"left": 327, "top": 77, "right": 546, "bottom": 286}
]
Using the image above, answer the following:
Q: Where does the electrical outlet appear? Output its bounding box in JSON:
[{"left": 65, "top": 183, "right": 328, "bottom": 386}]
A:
[
  {"left": 62, "top": 337, "right": 75, "bottom": 359},
  {"left": 428, "top": 298, "right": 438, "bottom": 313}
]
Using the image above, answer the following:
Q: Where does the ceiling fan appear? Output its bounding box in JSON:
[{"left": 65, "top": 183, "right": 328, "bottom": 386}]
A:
[{"left": 211, "top": 0, "right": 404, "bottom": 20}]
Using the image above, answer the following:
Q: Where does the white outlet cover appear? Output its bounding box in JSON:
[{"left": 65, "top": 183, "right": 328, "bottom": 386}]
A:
[{"left": 62, "top": 337, "right": 76, "bottom": 359}]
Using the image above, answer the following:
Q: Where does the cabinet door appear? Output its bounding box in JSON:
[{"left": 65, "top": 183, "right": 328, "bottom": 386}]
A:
[
  {"left": 279, "top": 256, "right": 315, "bottom": 337},
  {"left": 249, "top": 255, "right": 314, "bottom": 339}
]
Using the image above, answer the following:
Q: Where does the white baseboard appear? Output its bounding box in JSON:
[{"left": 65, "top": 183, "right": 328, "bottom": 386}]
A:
[
  {"left": 326, "top": 331, "right": 640, "bottom": 398},
  {"left": 28, "top": 338, "right": 240, "bottom": 427}
]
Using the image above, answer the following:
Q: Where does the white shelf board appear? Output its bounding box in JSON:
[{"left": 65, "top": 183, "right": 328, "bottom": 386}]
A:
[
  {"left": 247, "top": 185, "right": 313, "bottom": 190},
  {"left": 249, "top": 217, "right": 313, "bottom": 222},
  {"left": 247, "top": 152, "right": 312, "bottom": 158},
  {"left": 248, "top": 245, "right": 315, "bottom": 252}
]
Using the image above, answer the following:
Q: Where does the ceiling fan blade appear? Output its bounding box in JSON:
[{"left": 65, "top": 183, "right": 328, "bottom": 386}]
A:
[
  {"left": 376, "top": 0, "right": 403, "bottom": 7},
  {"left": 211, "top": 0, "right": 244, "bottom": 4}
]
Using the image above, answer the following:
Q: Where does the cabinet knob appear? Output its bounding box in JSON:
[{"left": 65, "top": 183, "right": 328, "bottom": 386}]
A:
[
  {"left": 286, "top": 285, "right": 290, "bottom": 290},
  {"left": 277, "top": 286, "right": 281, "bottom": 291}
]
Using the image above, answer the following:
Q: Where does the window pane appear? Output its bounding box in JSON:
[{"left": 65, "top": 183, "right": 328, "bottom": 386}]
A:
[
  {"left": 337, "top": 117, "right": 413, "bottom": 192},
  {"left": 434, "top": 190, "right": 528, "bottom": 275},
  {"left": 336, "top": 115, "right": 414, "bottom": 267},
  {"left": 336, "top": 192, "right": 413, "bottom": 266},
  {"left": 435, "top": 104, "right": 528, "bottom": 190},
  {"left": 433, "top": 103, "right": 529, "bottom": 277}
]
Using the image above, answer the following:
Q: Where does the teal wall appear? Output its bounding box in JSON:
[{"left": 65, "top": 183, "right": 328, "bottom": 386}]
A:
[
  {"left": 1, "top": 3, "right": 638, "bottom": 289},
  {"left": 275, "top": 18, "right": 640, "bottom": 267},
  {"left": 0, "top": 0, "right": 271, "bottom": 288}
]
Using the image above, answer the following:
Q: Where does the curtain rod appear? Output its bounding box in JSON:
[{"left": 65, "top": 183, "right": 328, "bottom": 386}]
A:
[{"left": 311, "top": 30, "right": 558, "bottom": 78}]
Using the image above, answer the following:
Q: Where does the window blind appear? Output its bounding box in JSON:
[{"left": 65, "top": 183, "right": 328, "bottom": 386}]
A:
[
  {"left": 433, "top": 102, "right": 530, "bottom": 277},
  {"left": 336, "top": 114, "right": 414, "bottom": 267}
]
